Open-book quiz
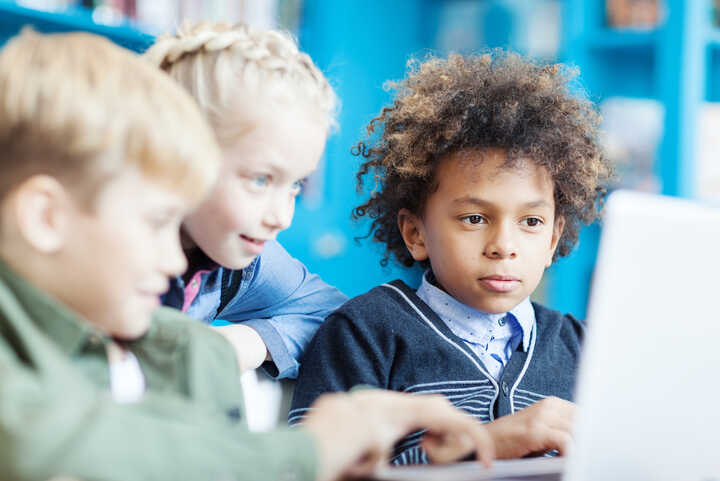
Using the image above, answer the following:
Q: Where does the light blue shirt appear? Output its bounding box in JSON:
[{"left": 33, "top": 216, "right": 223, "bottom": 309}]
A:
[
  {"left": 163, "top": 240, "right": 348, "bottom": 379},
  {"left": 416, "top": 271, "right": 535, "bottom": 380}
]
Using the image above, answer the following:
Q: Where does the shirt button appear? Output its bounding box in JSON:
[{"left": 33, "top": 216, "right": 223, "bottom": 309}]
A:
[
  {"left": 498, "top": 317, "right": 506, "bottom": 326},
  {"left": 501, "top": 382, "right": 509, "bottom": 396}
]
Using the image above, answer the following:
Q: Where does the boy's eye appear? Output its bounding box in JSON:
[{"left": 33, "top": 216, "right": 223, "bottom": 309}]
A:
[
  {"left": 461, "top": 215, "right": 486, "bottom": 225},
  {"left": 148, "top": 218, "right": 168, "bottom": 230},
  {"left": 147, "top": 214, "right": 177, "bottom": 231},
  {"left": 521, "top": 217, "right": 544, "bottom": 228}
]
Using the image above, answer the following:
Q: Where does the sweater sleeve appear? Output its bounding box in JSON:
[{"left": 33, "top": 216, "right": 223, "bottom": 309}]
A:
[{"left": 288, "top": 310, "right": 393, "bottom": 426}]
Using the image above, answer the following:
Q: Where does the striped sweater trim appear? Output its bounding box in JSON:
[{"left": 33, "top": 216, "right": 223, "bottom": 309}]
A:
[
  {"left": 287, "top": 407, "right": 312, "bottom": 426},
  {"left": 403, "top": 379, "right": 493, "bottom": 392},
  {"left": 381, "top": 283, "right": 500, "bottom": 421},
  {"left": 509, "top": 321, "right": 537, "bottom": 413}
]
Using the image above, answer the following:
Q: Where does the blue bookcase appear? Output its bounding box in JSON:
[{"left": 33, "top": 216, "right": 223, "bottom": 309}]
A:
[
  {"left": 289, "top": 0, "right": 716, "bottom": 318},
  {"left": 548, "top": 0, "right": 716, "bottom": 317},
  {"left": 1, "top": 0, "right": 710, "bottom": 319},
  {"left": 0, "top": 0, "right": 152, "bottom": 52},
  {"left": 278, "top": 1, "right": 436, "bottom": 298}
]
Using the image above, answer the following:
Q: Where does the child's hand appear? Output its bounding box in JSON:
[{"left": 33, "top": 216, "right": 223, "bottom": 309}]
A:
[
  {"left": 484, "top": 396, "right": 575, "bottom": 459},
  {"left": 302, "top": 390, "right": 495, "bottom": 481},
  {"left": 211, "top": 324, "right": 269, "bottom": 373}
]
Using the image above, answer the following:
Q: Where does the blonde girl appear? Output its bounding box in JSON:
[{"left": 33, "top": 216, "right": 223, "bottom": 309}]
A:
[{"left": 145, "top": 23, "right": 345, "bottom": 379}]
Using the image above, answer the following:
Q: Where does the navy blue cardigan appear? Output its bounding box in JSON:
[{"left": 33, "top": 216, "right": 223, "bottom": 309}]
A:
[{"left": 289, "top": 280, "right": 584, "bottom": 465}]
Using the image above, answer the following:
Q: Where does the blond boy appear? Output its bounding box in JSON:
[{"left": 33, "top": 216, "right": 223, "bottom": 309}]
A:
[{"left": 0, "top": 30, "right": 494, "bottom": 481}]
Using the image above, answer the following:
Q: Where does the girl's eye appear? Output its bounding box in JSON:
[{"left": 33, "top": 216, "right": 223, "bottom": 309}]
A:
[
  {"left": 252, "top": 175, "right": 270, "bottom": 188},
  {"left": 461, "top": 215, "right": 485, "bottom": 225},
  {"left": 521, "top": 217, "right": 544, "bottom": 228},
  {"left": 291, "top": 178, "right": 307, "bottom": 195}
]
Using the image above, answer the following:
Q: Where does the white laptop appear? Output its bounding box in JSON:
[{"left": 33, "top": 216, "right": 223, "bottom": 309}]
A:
[{"left": 374, "top": 190, "right": 720, "bottom": 481}]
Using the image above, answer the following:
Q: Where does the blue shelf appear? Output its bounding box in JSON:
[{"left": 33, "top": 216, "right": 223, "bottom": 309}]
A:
[
  {"left": 555, "top": 0, "right": 714, "bottom": 318},
  {"left": 0, "top": 1, "right": 153, "bottom": 52},
  {"left": 583, "top": 27, "right": 720, "bottom": 53},
  {"left": 585, "top": 29, "right": 658, "bottom": 52},
  {"left": 707, "top": 28, "right": 720, "bottom": 49}
]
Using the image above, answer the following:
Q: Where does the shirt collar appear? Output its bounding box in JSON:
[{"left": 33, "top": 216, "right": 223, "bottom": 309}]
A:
[
  {"left": 0, "top": 259, "right": 109, "bottom": 356},
  {"left": 416, "top": 270, "right": 535, "bottom": 352},
  {"left": 181, "top": 248, "right": 220, "bottom": 283}
]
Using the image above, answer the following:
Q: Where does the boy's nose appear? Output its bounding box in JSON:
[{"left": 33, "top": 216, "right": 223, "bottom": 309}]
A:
[
  {"left": 483, "top": 247, "right": 518, "bottom": 259},
  {"left": 483, "top": 224, "right": 517, "bottom": 259},
  {"left": 162, "top": 235, "right": 188, "bottom": 277}
]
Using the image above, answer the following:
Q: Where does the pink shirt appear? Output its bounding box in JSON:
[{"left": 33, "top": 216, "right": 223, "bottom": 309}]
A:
[{"left": 181, "top": 270, "right": 210, "bottom": 313}]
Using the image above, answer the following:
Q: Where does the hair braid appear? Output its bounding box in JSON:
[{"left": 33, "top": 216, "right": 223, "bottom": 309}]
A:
[{"left": 144, "top": 22, "right": 337, "bottom": 138}]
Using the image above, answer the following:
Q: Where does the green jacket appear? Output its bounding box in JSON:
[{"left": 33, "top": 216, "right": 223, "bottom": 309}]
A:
[{"left": 0, "top": 261, "right": 317, "bottom": 481}]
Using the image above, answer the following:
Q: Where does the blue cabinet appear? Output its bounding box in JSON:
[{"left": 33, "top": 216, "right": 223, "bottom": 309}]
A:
[
  {"left": 289, "top": 0, "right": 715, "bottom": 317},
  {"left": 2, "top": 0, "right": 711, "bottom": 318},
  {"left": 278, "top": 1, "right": 434, "bottom": 297},
  {"left": 0, "top": 1, "right": 152, "bottom": 52},
  {"left": 550, "top": 0, "right": 716, "bottom": 317}
]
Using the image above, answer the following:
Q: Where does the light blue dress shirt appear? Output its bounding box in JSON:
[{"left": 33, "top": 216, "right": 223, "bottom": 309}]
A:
[
  {"left": 163, "top": 240, "right": 348, "bottom": 379},
  {"left": 416, "top": 271, "right": 535, "bottom": 380}
]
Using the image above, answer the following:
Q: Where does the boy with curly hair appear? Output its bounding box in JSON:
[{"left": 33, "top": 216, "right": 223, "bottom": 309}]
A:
[{"left": 290, "top": 52, "right": 612, "bottom": 465}]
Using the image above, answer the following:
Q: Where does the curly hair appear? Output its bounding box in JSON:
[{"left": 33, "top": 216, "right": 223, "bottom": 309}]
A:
[{"left": 352, "top": 52, "right": 612, "bottom": 268}]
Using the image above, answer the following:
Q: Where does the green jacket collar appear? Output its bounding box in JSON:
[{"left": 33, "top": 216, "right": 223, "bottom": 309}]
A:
[{"left": 0, "top": 259, "right": 103, "bottom": 356}]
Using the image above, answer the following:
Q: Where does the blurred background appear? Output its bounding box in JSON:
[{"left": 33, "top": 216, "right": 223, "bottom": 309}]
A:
[{"left": 2, "top": 0, "right": 718, "bottom": 320}]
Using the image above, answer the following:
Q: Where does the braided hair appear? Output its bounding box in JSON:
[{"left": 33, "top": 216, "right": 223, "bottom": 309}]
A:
[{"left": 144, "top": 22, "right": 337, "bottom": 144}]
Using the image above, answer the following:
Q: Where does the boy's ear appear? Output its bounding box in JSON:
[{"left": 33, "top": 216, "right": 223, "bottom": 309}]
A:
[
  {"left": 12, "top": 175, "right": 73, "bottom": 253},
  {"left": 397, "top": 208, "right": 428, "bottom": 262},
  {"left": 547, "top": 215, "right": 566, "bottom": 267}
]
